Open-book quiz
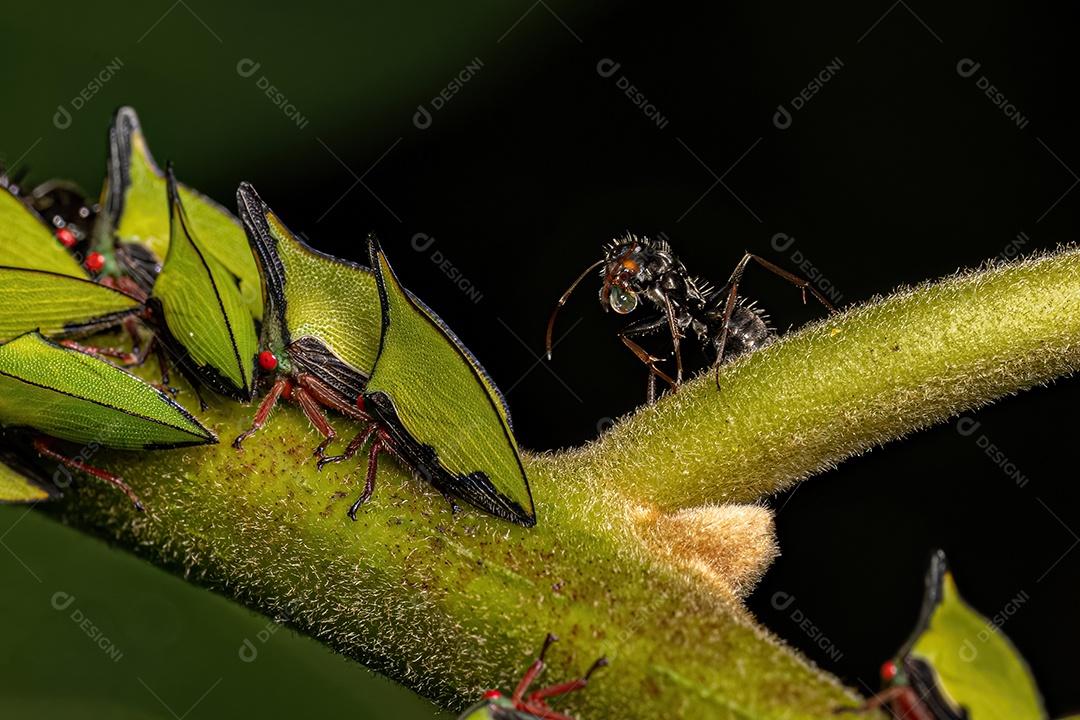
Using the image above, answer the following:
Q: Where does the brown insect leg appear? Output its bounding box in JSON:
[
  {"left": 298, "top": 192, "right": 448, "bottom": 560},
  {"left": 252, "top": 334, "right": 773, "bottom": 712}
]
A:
[
  {"left": 528, "top": 654, "right": 608, "bottom": 701},
  {"left": 714, "top": 252, "right": 838, "bottom": 391},
  {"left": 291, "top": 373, "right": 372, "bottom": 462},
  {"left": 292, "top": 384, "right": 337, "bottom": 459},
  {"left": 621, "top": 337, "right": 677, "bottom": 402},
  {"left": 58, "top": 340, "right": 139, "bottom": 367},
  {"left": 318, "top": 424, "right": 374, "bottom": 471},
  {"left": 662, "top": 291, "right": 685, "bottom": 385},
  {"left": 512, "top": 634, "right": 557, "bottom": 706},
  {"left": 34, "top": 437, "right": 144, "bottom": 511},
  {"left": 835, "top": 685, "right": 926, "bottom": 718},
  {"left": 737, "top": 252, "right": 837, "bottom": 314},
  {"left": 348, "top": 433, "right": 382, "bottom": 521},
  {"left": 233, "top": 376, "right": 288, "bottom": 449}
]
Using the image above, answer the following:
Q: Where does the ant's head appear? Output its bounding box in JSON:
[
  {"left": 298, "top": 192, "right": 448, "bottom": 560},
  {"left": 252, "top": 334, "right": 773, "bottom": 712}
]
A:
[
  {"left": 601, "top": 236, "right": 649, "bottom": 314},
  {"left": 545, "top": 235, "right": 661, "bottom": 359}
]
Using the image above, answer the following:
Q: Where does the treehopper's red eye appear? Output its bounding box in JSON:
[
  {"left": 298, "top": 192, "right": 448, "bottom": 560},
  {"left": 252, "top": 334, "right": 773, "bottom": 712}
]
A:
[
  {"left": 482, "top": 690, "right": 501, "bottom": 699},
  {"left": 85, "top": 252, "right": 105, "bottom": 272},
  {"left": 258, "top": 351, "right": 278, "bottom": 371},
  {"left": 880, "top": 660, "right": 899, "bottom": 682},
  {"left": 56, "top": 227, "right": 77, "bottom": 248}
]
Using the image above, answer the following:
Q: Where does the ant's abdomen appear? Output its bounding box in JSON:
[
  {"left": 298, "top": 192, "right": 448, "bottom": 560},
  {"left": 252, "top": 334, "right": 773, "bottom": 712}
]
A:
[{"left": 716, "top": 305, "right": 774, "bottom": 362}]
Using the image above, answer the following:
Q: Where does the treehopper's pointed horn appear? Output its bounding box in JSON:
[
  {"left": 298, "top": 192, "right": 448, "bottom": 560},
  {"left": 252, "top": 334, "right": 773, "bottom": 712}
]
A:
[{"left": 364, "top": 234, "right": 536, "bottom": 528}]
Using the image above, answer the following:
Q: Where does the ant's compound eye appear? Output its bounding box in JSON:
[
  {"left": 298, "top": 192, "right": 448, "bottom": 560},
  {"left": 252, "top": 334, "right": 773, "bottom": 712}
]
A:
[{"left": 609, "top": 285, "right": 638, "bottom": 314}]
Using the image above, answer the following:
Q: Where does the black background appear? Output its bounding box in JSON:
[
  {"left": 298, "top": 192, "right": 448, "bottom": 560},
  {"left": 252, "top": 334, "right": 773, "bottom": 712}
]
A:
[{"left": 2, "top": 2, "right": 1079, "bottom": 717}]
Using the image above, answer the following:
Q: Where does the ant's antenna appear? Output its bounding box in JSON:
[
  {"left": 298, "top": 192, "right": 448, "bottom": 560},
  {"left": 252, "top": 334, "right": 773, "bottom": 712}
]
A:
[{"left": 545, "top": 259, "right": 604, "bottom": 359}]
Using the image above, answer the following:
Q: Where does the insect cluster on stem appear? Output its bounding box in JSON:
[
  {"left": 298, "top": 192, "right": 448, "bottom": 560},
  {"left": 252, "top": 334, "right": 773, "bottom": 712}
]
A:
[
  {"left": 458, "top": 634, "right": 606, "bottom": 720},
  {"left": 1, "top": 106, "right": 536, "bottom": 531},
  {"left": 841, "top": 550, "right": 1050, "bottom": 720}
]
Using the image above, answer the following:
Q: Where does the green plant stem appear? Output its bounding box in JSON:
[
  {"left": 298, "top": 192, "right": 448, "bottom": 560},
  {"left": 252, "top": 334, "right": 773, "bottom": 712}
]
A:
[
  {"left": 43, "top": 247, "right": 1080, "bottom": 718},
  {"left": 578, "top": 247, "right": 1080, "bottom": 507}
]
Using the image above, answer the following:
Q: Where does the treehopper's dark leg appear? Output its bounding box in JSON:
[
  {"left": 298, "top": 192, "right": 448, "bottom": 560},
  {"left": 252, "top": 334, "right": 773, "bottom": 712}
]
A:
[
  {"left": 293, "top": 373, "right": 370, "bottom": 461},
  {"left": 192, "top": 385, "right": 210, "bottom": 412},
  {"left": 232, "top": 376, "right": 288, "bottom": 449},
  {"left": 292, "top": 384, "right": 337, "bottom": 459},
  {"left": 348, "top": 429, "right": 381, "bottom": 521},
  {"left": 834, "top": 686, "right": 925, "bottom": 718},
  {"left": 58, "top": 340, "right": 139, "bottom": 367},
  {"left": 122, "top": 315, "right": 144, "bottom": 353},
  {"left": 121, "top": 332, "right": 178, "bottom": 399},
  {"left": 442, "top": 493, "right": 462, "bottom": 514},
  {"left": 317, "top": 423, "right": 373, "bottom": 471},
  {"left": 154, "top": 346, "right": 179, "bottom": 398},
  {"left": 33, "top": 437, "right": 144, "bottom": 511}
]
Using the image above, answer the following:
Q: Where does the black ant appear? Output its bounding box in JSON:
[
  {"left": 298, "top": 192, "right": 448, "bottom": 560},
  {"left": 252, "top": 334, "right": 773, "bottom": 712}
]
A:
[{"left": 546, "top": 234, "right": 836, "bottom": 402}]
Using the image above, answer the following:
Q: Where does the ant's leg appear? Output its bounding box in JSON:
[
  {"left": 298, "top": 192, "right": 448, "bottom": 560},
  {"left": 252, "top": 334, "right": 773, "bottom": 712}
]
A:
[
  {"left": 662, "top": 292, "right": 685, "bottom": 384},
  {"left": 713, "top": 281, "right": 743, "bottom": 390},
  {"left": 727, "top": 252, "right": 836, "bottom": 314},
  {"left": 619, "top": 314, "right": 678, "bottom": 398},
  {"left": 621, "top": 337, "right": 677, "bottom": 401},
  {"left": 713, "top": 252, "right": 837, "bottom": 391}
]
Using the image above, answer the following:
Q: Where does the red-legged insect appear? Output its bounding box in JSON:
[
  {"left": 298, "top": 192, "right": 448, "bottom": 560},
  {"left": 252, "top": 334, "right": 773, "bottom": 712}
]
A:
[
  {"left": 547, "top": 234, "right": 836, "bottom": 402},
  {"left": 840, "top": 550, "right": 1047, "bottom": 720},
  {"left": 318, "top": 235, "right": 536, "bottom": 527},
  {"left": 854, "top": 660, "right": 938, "bottom": 720},
  {"left": 458, "top": 635, "right": 607, "bottom": 720},
  {"left": 2, "top": 172, "right": 99, "bottom": 254},
  {"left": 0, "top": 331, "right": 217, "bottom": 509}
]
